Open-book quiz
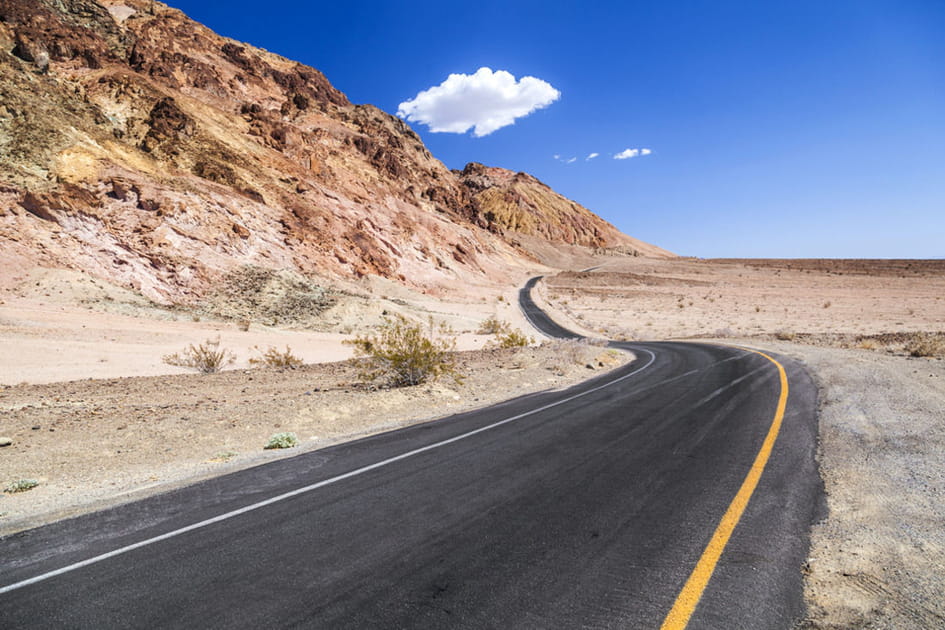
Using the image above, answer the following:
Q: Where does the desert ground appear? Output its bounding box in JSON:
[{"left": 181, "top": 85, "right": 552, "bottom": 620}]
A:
[{"left": 534, "top": 257, "right": 945, "bottom": 629}]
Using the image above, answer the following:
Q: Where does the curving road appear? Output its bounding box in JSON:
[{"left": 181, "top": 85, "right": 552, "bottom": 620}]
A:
[{"left": 0, "top": 278, "right": 821, "bottom": 629}]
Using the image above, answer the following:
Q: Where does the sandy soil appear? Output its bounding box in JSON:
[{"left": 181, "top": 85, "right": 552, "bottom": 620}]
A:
[
  {"left": 0, "top": 267, "right": 541, "bottom": 385},
  {"left": 539, "top": 258, "right": 945, "bottom": 341},
  {"left": 534, "top": 257, "right": 945, "bottom": 629}
]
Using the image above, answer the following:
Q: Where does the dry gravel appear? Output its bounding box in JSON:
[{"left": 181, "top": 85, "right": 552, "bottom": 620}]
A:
[{"left": 783, "top": 344, "right": 945, "bottom": 629}]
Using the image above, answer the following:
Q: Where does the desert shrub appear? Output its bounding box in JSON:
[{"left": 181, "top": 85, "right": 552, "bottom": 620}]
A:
[
  {"left": 163, "top": 338, "right": 235, "bottom": 373},
  {"left": 478, "top": 315, "right": 509, "bottom": 335},
  {"left": 264, "top": 432, "right": 299, "bottom": 449},
  {"left": 775, "top": 330, "right": 796, "bottom": 341},
  {"left": 344, "top": 315, "right": 461, "bottom": 387},
  {"left": 249, "top": 345, "right": 304, "bottom": 369},
  {"left": 5, "top": 479, "right": 39, "bottom": 493},
  {"left": 489, "top": 329, "right": 533, "bottom": 349},
  {"left": 905, "top": 333, "right": 945, "bottom": 358}
]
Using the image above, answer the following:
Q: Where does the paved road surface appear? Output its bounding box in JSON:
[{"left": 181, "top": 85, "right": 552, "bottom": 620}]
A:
[{"left": 0, "top": 278, "right": 821, "bottom": 628}]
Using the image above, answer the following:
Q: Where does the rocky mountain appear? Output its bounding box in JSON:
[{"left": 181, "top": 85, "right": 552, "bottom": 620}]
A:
[
  {"left": 456, "top": 163, "right": 669, "bottom": 258},
  {"left": 0, "top": 0, "right": 668, "bottom": 304}
]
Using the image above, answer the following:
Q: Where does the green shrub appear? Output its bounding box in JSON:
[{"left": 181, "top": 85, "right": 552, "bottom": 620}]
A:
[
  {"left": 344, "top": 315, "right": 461, "bottom": 387},
  {"left": 249, "top": 345, "right": 304, "bottom": 369},
  {"left": 5, "top": 479, "right": 39, "bottom": 493},
  {"left": 264, "top": 432, "right": 299, "bottom": 449},
  {"left": 163, "top": 337, "right": 235, "bottom": 373}
]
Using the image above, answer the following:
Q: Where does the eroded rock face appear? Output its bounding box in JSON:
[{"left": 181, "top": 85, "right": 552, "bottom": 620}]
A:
[
  {"left": 457, "top": 163, "right": 671, "bottom": 257},
  {"left": 0, "top": 0, "right": 667, "bottom": 304}
]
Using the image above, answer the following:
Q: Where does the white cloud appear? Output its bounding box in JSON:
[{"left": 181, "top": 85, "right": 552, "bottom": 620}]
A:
[
  {"left": 565, "top": 157, "right": 577, "bottom": 164},
  {"left": 397, "top": 67, "right": 560, "bottom": 137},
  {"left": 614, "top": 147, "right": 652, "bottom": 160},
  {"left": 553, "top": 154, "right": 561, "bottom": 160},
  {"left": 586, "top": 152, "right": 599, "bottom": 160}
]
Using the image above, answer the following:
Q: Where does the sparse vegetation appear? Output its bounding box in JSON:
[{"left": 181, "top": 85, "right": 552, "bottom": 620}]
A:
[
  {"left": 905, "top": 333, "right": 945, "bottom": 358},
  {"left": 5, "top": 479, "right": 39, "bottom": 493},
  {"left": 264, "top": 432, "right": 299, "bottom": 449},
  {"left": 344, "top": 315, "right": 461, "bottom": 387},
  {"left": 489, "top": 329, "right": 533, "bottom": 349},
  {"left": 775, "top": 330, "right": 797, "bottom": 341},
  {"left": 477, "top": 315, "right": 508, "bottom": 335},
  {"left": 478, "top": 316, "right": 533, "bottom": 348},
  {"left": 162, "top": 338, "right": 236, "bottom": 373},
  {"left": 823, "top": 301, "right": 832, "bottom": 309},
  {"left": 249, "top": 345, "right": 304, "bottom": 369}
]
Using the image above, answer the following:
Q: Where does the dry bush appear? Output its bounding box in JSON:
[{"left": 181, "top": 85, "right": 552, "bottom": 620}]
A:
[
  {"left": 904, "top": 333, "right": 945, "bottom": 358},
  {"left": 344, "top": 315, "right": 461, "bottom": 387},
  {"left": 488, "top": 329, "right": 533, "bottom": 349},
  {"left": 856, "top": 339, "right": 880, "bottom": 351},
  {"left": 249, "top": 345, "right": 304, "bottom": 369},
  {"left": 163, "top": 338, "right": 235, "bottom": 373},
  {"left": 478, "top": 315, "right": 509, "bottom": 335},
  {"left": 775, "top": 330, "right": 796, "bottom": 341}
]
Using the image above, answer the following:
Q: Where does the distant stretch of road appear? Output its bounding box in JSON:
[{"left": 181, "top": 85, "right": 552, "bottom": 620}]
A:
[{"left": 0, "top": 277, "right": 821, "bottom": 629}]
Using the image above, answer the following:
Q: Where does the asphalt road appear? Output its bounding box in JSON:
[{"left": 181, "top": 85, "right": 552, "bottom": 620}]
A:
[{"left": 0, "top": 278, "right": 822, "bottom": 629}]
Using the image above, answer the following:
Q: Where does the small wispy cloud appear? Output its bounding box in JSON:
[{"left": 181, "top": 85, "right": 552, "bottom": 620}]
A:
[
  {"left": 614, "top": 147, "right": 652, "bottom": 160},
  {"left": 586, "top": 152, "right": 599, "bottom": 161},
  {"left": 397, "top": 67, "right": 560, "bottom": 137},
  {"left": 565, "top": 157, "right": 577, "bottom": 164}
]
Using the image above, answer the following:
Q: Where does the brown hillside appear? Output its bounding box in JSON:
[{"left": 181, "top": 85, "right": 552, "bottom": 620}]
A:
[
  {"left": 458, "top": 163, "right": 672, "bottom": 258},
  {"left": 0, "top": 0, "right": 666, "bottom": 304}
]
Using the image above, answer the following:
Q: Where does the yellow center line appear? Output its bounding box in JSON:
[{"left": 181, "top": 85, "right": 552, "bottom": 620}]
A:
[{"left": 659, "top": 346, "right": 790, "bottom": 630}]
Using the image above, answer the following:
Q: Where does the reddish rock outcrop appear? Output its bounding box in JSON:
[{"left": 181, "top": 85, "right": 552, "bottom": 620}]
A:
[{"left": 0, "top": 0, "right": 668, "bottom": 303}]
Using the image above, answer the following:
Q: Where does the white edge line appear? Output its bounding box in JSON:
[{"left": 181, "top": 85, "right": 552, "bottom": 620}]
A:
[{"left": 0, "top": 349, "right": 658, "bottom": 595}]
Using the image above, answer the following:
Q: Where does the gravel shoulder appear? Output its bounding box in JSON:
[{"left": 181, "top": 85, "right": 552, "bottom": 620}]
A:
[
  {"left": 779, "top": 343, "right": 945, "bottom": 629},
  {"left": 0, "top": 341, "right": 626, "bottom": 536}
]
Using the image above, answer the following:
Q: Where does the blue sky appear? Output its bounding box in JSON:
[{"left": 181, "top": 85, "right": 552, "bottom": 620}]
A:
[{"left": 170, "top": 0, "right": 944, "bottom": 258}]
